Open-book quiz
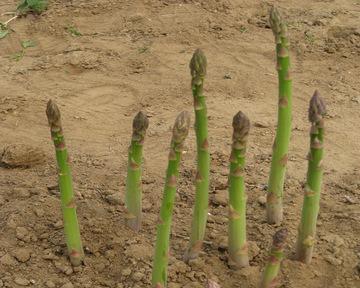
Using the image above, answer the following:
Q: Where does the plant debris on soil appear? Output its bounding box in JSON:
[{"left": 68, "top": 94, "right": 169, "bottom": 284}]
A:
[{"left": 0, "top": 0, "right": 360, "bottom": 288}]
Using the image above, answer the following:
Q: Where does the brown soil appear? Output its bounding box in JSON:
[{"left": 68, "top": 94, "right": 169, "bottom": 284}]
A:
[{"left": 1, "top": 0, "right": 360, "bottom": 287}]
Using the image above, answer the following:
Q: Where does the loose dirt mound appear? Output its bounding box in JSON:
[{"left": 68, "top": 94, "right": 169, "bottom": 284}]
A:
[{"left": 0, "top": 0, "right": 359, "bottom": 287}]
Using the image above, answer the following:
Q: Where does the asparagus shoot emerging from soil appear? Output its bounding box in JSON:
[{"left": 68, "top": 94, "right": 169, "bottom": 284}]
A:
[
  {"left": 185, "top": 48, "right": 210, "bottom": 261},
  {"left": 296, "top": 91, "right": 326, "bottom": 264},
  {"left": 228, "top": 111, "right": 250, "bottom": 268},
  {"left": 46, "top": 100, "right": 84, "bottom": 266},
  {"left": 125, "top": 111, "right": 149, "bottom": 232},
  {"left": 152, "top": 111, "right": 191, "bottom": 288},
  {"left": 260, "top": 228, "right": 288, "bottom": 288},
  {"left": 266, "top": 7, "right": 292, "bottom": 225}
]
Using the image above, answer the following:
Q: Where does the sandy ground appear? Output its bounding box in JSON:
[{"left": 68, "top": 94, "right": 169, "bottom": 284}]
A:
[{"left": 0, "top": 0, "right": 360, "bottom": 287}]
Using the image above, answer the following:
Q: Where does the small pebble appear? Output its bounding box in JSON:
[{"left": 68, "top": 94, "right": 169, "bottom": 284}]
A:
[
  {"left": 325, "top": 255, "right": 342, "bottom": 266},
  {"left": 14, "top": 277, "right": 30, "bottom": 286},
  {"left": 0, "top": 253, "right": 17, "bottom": 266},
  {"left": 16, "top": 227, "right": 30, "bottom": 242},
  {"left": 142, "top": 199, "right": 152, "bottom": 211},
  {"left": 212, "top": 191, "right": 228, "bottom": 206},
  {"left": 61, "top": 283, "right": 74, "bottom": 288},
  {"left": 257, "top": 196, "right": 266, "bottom": 206},
  {"left": 34, "top": 208, "right": 45, "bottom": 217},
  {"left": 94, "top": 262, "right": 106, "bottom": 272},
  {"left": 12, "top": 248, "right": 31, "bottom": 263},
  {"left": 45, "top": 280, "right": 56, "bottom": 288},
  {"left": 218, "top": 236, "right": 228, "bottom": 250},
  {"left": 105, "top": 193, "right": 122, "bottom": 205},
  {"left": 344, "top": 195, "right": 356, "bottom": 204},
  {"left": 132, "top": 272, "right": 144, "bottom": 282},
  {"left": 248, "top": 241, "right": 260, "bottom": 260},
  {"left": 54, "top": 220, "right": 63, "bottom": 229},
  {"left": 121, "top": 268, "right": 132, "bottom": 277}
]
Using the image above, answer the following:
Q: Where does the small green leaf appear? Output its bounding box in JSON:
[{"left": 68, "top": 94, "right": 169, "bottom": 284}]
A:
[
  {"left": 21, "top": 40, "right": 36, "bottom": 48},
  {"left": 0, "top": 23, "right": 9, "bottom": 39},
  {"left": 0, "top": 30, "right": 9, "bottom": 39},
  {"left": 138, "top": 46, "right": 149, "bottom": 54},
  {"left": 66, "top": 26, "right": 82, "bottom": 37},
  {"left": 16, "top": 0, "right": 48, "bottom": 15},
  {"left": 10, "top": 50, "right": 25, "bottom": 61}
]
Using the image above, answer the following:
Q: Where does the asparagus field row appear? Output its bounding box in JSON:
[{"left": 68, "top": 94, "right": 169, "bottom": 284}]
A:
[{"left": 43, "top": 6, "right": 326, "bottom": 288}]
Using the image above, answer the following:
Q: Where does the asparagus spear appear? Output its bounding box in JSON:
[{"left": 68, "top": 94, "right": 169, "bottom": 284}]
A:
[
  {"left": 266, "top": 7, "right": 292, "bottom": 225},
  {"left": 228, "top": 111, "right": 250, "bottom": 268},
  {"left": 260, "top": 228, "right": 288, "bottom": 288},
  {"left": 46, "top": 100, "right": 84, "bottom": 266},
  {"left": 296, "top": 91, "right": 326, "bottom": 264},
  {"left": 125, "top": 111, "right": 149, "bottom": 232},
  {"left": 185, "top": 48, "right": 210, "bottom": 261},
  {"left": 152, "top": 111, "right": 191, "bottom": 288}
]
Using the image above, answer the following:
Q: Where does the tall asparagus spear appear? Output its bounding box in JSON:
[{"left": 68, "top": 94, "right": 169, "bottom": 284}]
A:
[
  {"left": 152, "top": 111, "right": 190, "bottom": 288},
  {"left": 228, "top": 111, "right": 250, "bottom": 268},
  {"left": 46, "top": 100, "right": 84, "bottom": 266},
  {"left": 125, "top": 111, "right": 149, "bottom": 232},
  {"left": 185, "top": 49, "right": 210, "bottom": 261},
  {"left": 296, "top": 91, "right": 326, "bottom": 264},
  {"left": 260, "top": 228, "right": 288, "bottom": 288},
  {"left": 266, "top": 7, "right": 292, "bottom": 225}
]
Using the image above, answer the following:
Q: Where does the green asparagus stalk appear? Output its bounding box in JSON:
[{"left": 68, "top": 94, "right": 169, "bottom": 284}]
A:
[
  {"left": 296, "top": 91, "right": 326, "bottom": 264},
  {"left": 125, "top": 111, "right": 149, "bottom": 232},
  {"left": 46, "top": 100, "right": 84, "bottom": 266},
  {"left": 266, "top": 7, "right": 292, "bottom": 225},
  {"left": 185, "top": 48, "right": 210, "bottom": 261},
  {"left": 152, "top": 111, "right": 191, "bottom": 288},
  {"left": 228, "top": 111, "right": 250, "bottom": 268},
  {"left": 260, "top": 228, "right": 288, "bottom": 288}
]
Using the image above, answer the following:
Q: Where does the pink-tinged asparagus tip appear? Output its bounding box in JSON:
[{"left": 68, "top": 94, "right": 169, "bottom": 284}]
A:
[
  {"left": 273, "top": 228, "right": 288, "bottom": 248},
  {"left": 133, "top": 111, "right": 149, "bottom": 132},
  {"left": 46, "top": 99, "right": 62, "bottom": 131},
  {"left": 172, "top": 111, "right": 191, "bottom": 144},
  {"left": 190, "top": 49, "right": 207, "bottom": 82},
  {"left": 308, "top": 90, "right": 326, "bottom": 123},
  {"left": 206, "top": 279, "right": 221, "bottom": 288},
  {"left": 132, "top": 111, "right": 149, "bottom": 142},
  {"left": 232, "top": 111, "right": 250, "bottom": 147}
]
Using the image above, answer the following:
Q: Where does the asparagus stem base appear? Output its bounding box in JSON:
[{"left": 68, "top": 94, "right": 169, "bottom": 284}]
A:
[{"left": 266, "top": 197, "right": 283, "bottom": 225}]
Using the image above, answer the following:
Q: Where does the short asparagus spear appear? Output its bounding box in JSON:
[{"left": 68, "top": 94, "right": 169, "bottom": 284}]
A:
[
  {"left": 228, "top": 111, "right": 250, "bottom": 268},
  {"left": 46, "top": 100, "right": 84, "bottom": 266},
  {"left": 125, "top": 111, "right": 149, "bottom": 232},
  {"left": 185, "top": 49, "right": 210, "bottom": 261},
  {"left": 296, "top": 91, "right": 326, "bottom": 264},
  {"left": 260, "top": 228, "right": 288, "bottom": 288},
  {"left": 152, "top": 111, "right": 191, "bottom": 288},
  {"left": 266, "top": 7, "right": 293, "bottom": 225}
]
